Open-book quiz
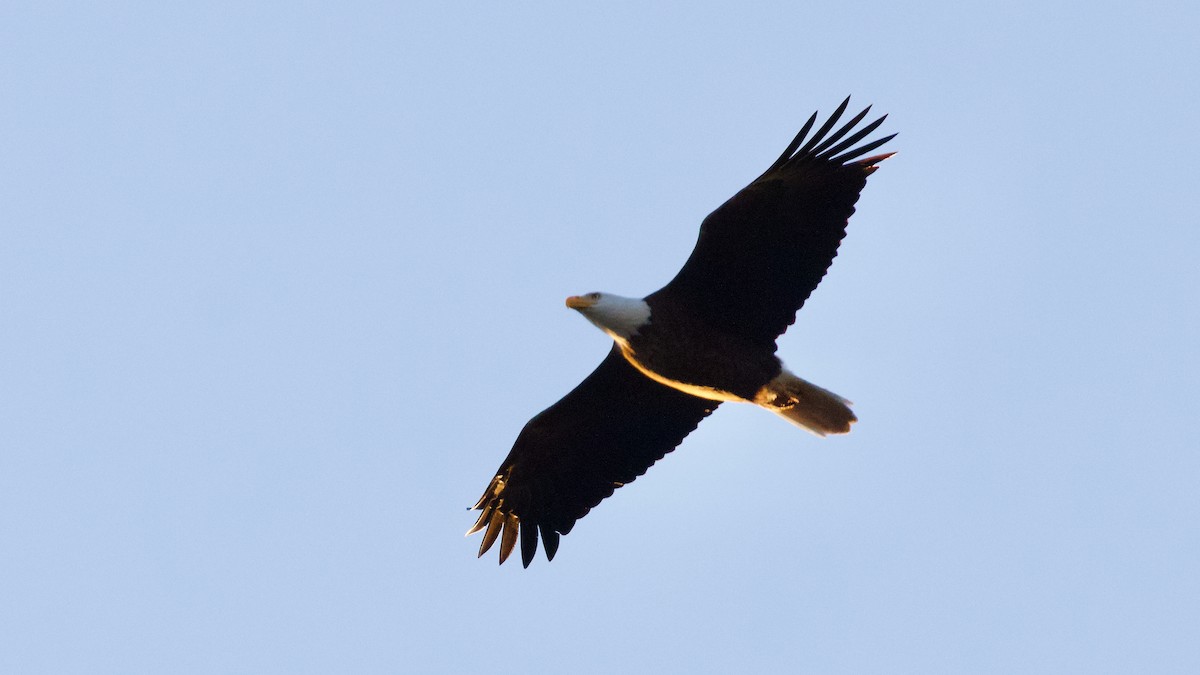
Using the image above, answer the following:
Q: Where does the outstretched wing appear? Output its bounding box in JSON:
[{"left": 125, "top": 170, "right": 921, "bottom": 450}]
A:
[
  {"left": 469, "top": 345, "right": 718, "bottom": 567},
  {"left": 653, "top": 97, "right": 895, "bottom": 345}
]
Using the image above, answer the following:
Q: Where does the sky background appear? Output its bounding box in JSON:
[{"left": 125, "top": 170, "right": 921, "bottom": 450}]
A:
[{"left": 3, "top": 1, "right": 1198, "bottom": 673}]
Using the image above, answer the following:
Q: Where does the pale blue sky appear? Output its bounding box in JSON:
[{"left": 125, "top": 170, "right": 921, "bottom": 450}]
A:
[{"left": 3, "top": 1, "right": 1198, "bottom": 673}]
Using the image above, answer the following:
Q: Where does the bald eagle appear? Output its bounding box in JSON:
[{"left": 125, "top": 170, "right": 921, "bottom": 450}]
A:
[{"left": 469, "top": 98, "right": 895, "bottom": 566}]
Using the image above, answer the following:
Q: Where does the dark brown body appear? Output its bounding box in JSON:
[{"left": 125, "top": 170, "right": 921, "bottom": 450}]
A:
[{"left": 623, "top": 297, "right": 782, "bottom": 401}]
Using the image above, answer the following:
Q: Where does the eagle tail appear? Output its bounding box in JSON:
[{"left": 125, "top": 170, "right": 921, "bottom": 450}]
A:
[{"left": 754, "top": 370, "right": 857, "bottom": 436}]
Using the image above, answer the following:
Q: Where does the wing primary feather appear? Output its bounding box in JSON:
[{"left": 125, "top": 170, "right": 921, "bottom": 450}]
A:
[
  {"left": 808, "top": 105, "right": 871, "bottom": 156},
  {"left": 858, "top": 152, "right": 897, "bottom": 175},
  {"left": 540, "top": 525, "right": 560, "bottom": 562},
  {"left": 465, "top": 505, "right": 492, "bottom": 536},
  {"left": 520, "top": 520, "right": 538, "bottom": 568},
  {"left": 857, "top": 151, "right": 897, "bottom": 167},
  {"left": 817, "top": 114, "right": 887, "bottom": 160},
  {"left": 477, "top": 508, "right": 504, "bottom": 558},
  {"left": 759, "top": 111, "right": 819, "bottom": 178},
  {"left": 498, "top": 513, "right": 520, "bottom": 564},
  {"left": 796, "top": 96, "right": 851, "bottom": 156},
  {"left": 829, "top": 133, "right": 898, "bottom": 164}
]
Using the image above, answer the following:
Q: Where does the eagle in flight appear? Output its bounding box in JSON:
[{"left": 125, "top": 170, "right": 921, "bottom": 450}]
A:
[{"left": 469, "top": 97, "right": 895, "bottom": 566}]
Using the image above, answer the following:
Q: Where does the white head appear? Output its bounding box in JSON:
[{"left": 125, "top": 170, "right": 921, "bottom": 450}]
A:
[{"left": 565, "top": 292, "right": 651, "bottom": 343}]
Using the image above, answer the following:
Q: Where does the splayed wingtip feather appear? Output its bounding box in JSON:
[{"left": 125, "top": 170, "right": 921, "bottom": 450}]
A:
[
  {"left": 498, "top": 513, "right": 519, "bottom": 564},
  {"left": 477, "top": 508, "right": 504, "bottom": 558},
  {"left": 519, "top": 523, "right": 538, "bottom": 568},
  {"left": 796, "top": 97, "right": 851, "bottom": 156},
  {"left": 832, "top": 134, "right": 898, "bottom": 164},
  {"left": 465, "top": 506, "right": 492, "bottom": 536},
  {"left": 540, "top": 526, "right": 560, "bottom": 562}
]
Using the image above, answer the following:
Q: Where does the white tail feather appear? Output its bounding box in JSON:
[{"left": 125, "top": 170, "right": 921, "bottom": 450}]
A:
[{"left": 753, "top": 371, "right": 857, "bottom": 436}]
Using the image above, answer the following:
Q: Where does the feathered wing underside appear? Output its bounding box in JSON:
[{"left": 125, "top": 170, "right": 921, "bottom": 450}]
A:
[
  {"left": 469, "top": 346, "right": 718, "bottom": 566},
  {"left": 654, "top": 96, "right": 895, "bottom": 344}
]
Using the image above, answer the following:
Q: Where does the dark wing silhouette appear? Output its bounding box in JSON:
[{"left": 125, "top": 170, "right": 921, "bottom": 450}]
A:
[
  {"left": 469, "top": 345, "right": 718, "bottom": 567},
  {"left": 652, "top": 97, "right": 895, "bottom": 345}
]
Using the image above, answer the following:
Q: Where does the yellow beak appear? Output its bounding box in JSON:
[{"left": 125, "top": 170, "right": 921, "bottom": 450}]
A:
[{"left": 565, "top": 295, "right": 595, "bottom": 310}]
